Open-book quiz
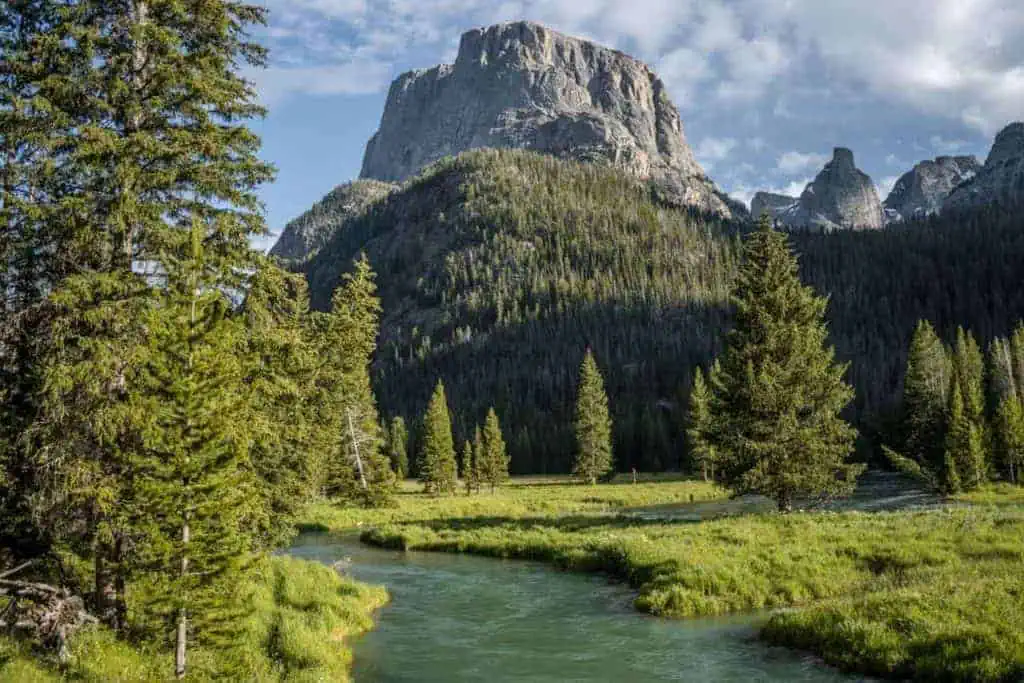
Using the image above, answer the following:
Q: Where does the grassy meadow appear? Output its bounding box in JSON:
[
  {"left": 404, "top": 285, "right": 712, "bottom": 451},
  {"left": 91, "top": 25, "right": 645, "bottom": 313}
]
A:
[
  {"left": 323, "top": 475, "right": 1024, "bottom": 682},
  {"left": 0, "top": 556, "right": 387, "bottom": 682}
]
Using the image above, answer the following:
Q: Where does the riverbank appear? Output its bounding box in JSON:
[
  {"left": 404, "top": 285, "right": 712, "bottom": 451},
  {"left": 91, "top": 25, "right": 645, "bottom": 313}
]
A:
[
  {"left": 354, "top": 482, "right": 1024, "bottom": 682},
  {"left": 0, "top": 555, "right": 387, "bottom": 681}
]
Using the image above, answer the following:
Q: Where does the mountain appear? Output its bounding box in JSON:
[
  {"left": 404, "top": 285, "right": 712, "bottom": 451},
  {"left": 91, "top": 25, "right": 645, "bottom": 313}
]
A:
[
  {"left": 269, "top": 179, "right": 396, "bottom": 263},
  {"left": 883, "top": 155, "right": 980, "bottom": 223},
  {"left": 358, "top": 21, "right": 743, "bottom": 220},
  {"left": 299, "top": 148, "right": 1024, "bottom": 473},
  {"left": 764, "top": 148, "right": 885, "bottom": 231},
  {"left": 751, "top": 192, "right": 798, "bottom": 220},
  {"left": 944, "top": 122, "right": 1024, "bottom": 212}
]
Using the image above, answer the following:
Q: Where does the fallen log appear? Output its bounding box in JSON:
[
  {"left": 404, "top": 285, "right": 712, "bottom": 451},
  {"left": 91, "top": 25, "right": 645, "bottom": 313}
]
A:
[{"left": 0, "top": 563, "right": 98, "bottom": 662}]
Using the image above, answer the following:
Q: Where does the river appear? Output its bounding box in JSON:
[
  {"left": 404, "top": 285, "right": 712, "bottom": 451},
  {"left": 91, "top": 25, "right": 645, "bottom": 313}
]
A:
[{"left": 289, "top": 533, "right": 862, "bottom": 682}]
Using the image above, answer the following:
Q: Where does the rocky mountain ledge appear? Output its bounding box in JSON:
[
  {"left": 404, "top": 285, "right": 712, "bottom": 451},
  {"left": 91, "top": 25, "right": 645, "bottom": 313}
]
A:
[
  {"left": 883, "top": 155, "right": 980, "bottom": 223},
  {"left": 359, "top": 21, "right": 743, "bottom": 219},
  {"left": 757, "top": 148, "right": 884, "bottom": 231},
  {"left": 944, "top": 122, "right": 1024, "bottom": 212}
]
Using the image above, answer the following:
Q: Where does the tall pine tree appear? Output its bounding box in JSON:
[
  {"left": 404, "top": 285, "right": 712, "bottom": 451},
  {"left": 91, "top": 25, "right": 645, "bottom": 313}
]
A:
[
  {"left": 479, "top": 407, "right": 509, "bottom": 492},
  {"left": 573, "top": 349, "right": 613, "bottom": 485},
  {"left": 387, "top": 416, "right": 409, "bottom": 480},
  {"left": 687, "top": 365, "right": 717, "bottom": 481},
  {"left": 419, "top": 380, "right": 457, "bottom": 495},
  {"left": 708, "top": 216, "right": 861, "bottom": 512},
  {"left": 901, "top": 320, "right": 951, "bottom": 472}
]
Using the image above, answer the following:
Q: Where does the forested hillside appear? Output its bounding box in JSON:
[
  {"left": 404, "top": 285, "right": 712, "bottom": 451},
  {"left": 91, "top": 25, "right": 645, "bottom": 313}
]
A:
[{"left": 299, "top": 149, "right": 1024, "bottom": 473}]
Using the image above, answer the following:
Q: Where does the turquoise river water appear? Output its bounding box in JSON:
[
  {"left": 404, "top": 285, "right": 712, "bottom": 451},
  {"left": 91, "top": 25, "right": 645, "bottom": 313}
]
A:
[{"left": 289, "top": 533, "right": 865, "bottom": 682}]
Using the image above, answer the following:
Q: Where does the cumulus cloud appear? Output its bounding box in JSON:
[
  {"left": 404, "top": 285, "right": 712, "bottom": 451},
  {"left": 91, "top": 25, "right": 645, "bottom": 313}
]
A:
[
  {"left": 256, "top": 0, "right": 1021, "bottom": 136},
  {"left": 694, "top": 137, "right": 738, "bottom": 166},
  {"left": 777, "top": 151, "right": 828, "bottom": 175}
]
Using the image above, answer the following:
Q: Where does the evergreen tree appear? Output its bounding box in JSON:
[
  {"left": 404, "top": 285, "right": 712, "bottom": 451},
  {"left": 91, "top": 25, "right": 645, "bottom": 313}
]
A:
[
  {"left": 387, "top": 416, "right": 409, "bottom": 480},
  {"left": 573, "top": 349, "right": 613, "bottom": 485},
  {"left": 316, "top": 256, "right": 392, "bottom": 506},
  {"left": 902, "top": 320, "right": 951, "bottom": 471},
  {"left": 709, "top": 216, "right": 861, "bottom": 512},
  {"left": 687, "top": 365, "right": 717, "bottom": 481},
  {"left": 419, "top": 380, "right": 457, "bottom": 495},
  {"left": 241, "top": 261, "right": 320, "bottom": 550},
  {"left": 461, "top": 440, "right": 477, "bottom": 495},
  {"left": 479, "top": 408, "right": 509, "bottom": 492},
  {"left": 471, "top": 426, "right": 484, "bottom": 494},
  {"left": 133, "top": 226, "right": 256, "bottom": 677},
  {"left": 943, "top": 385, "right": 970, "bottom": 494},
  {"left": 995, "top": 396, "right": 1024, "bottom": 483},
  {"left": 952, "top": 328, "right": 988, "bottom": 488}
]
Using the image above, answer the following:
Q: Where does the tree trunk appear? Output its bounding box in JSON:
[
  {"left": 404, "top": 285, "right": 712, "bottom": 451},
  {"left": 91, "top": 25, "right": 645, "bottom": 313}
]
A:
[
  {"left": 175, "top": 517, "right": 189, "bottom": 679},
  {"left": 777, "top": 490, "right": 793, "bottom": 513},
  {"left": 113, "top": 535, "right": 127, "bottom": 632},
  {"left": 346, "top": 408, "right": 368, "bottom": 491}
]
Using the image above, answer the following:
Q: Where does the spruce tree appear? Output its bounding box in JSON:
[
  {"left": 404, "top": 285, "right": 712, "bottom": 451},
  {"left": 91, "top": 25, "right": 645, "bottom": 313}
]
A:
[
  {"left": 952, "top": 328, "right": 988, "bottom": 489},
  {"left": 471, "top": 426, "right": 484, "bottom": 494},
  {"left": 709, "top": 216, "right": 861, "bottom": 511},
  {"left": 995, "top": 396, "right": 1024, "bottom": 483},
  {"left": 479, "top": 408, "right": 509, "bottom": 492},
  {"left": 902, "top": 320, "right": 951, "bottom": 471},
  {"left": 241, "top": 261, "right": 319, "bottom": 550},
  {"left": 387, "top": 417, "right": 409, "bottom": 480},
  {"left": 133, "top": 227, "right": 256, "bottom": 677},
  {"left": 419, "top": 380, "right": 457, "bottom": 495},
  {"left": 943, "top": 385, "right": 970, "bottom": 494},
  {"left": 687, "top": 365, "right": 717, "bottom": 481},
  {"left": 461, "top": 440, "right": 477, "bottom": 495},
  {"left": 316, "top": 256, "right": 392, "bottom": 506},
  {"left": 573, "top": 349, "right": 613, "bottom": 485}
]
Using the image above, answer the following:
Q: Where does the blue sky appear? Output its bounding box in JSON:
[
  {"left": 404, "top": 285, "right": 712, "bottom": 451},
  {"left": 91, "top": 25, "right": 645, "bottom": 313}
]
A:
[{"left": 248, "top": 0, "right": 1024, "bottom": 251}]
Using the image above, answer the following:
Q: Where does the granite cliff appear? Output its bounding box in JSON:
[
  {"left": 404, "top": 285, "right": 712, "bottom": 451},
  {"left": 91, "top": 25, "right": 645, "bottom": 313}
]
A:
[
  {"left": 359, "top": 21, "right": 742, "bottom": 219},
  {"left": 944, "top": 122, "right": 1024, "bottom": 212},
  {"left": 759, "top": 148, "right": 884, "bottom": 231},
  {"left": 883, "top": 155, "right": 980, "bottom": 222}
]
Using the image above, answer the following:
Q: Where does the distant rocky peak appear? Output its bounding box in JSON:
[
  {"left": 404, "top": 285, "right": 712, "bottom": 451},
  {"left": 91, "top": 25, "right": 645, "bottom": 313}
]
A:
[
  {"left": 883, "top": 154, "right": 981, "bottom": 223},
  {"left": 754, "top": 146, "right": 883, "bottom": 231},
  {"left": 830, "top": 147, "right": 856, "bottom": 169},
  {"left": 944, "top": 121, "right": 1024, "bottom": 212},
  {"left": 986, "top": 121, "right": 1024, "bottom": 166}
]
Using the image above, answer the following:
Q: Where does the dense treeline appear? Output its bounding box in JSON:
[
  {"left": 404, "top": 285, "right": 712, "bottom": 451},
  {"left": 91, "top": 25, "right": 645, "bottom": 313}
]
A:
[
  {"left": 0, "top": 2, "right": 389, "bottom": 676},
  {"left": 891, "top": 320, "right": 1024, "bottom": 490},
  {"left": 299, "top": 149, "right": 1024, "bottom": 473}
]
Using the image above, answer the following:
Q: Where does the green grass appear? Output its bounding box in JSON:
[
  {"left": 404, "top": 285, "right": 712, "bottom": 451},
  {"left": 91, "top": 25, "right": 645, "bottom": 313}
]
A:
[
  {"left": 346, "top": 479, "right": 1024, "bottom": 682},
  {"left": 0, "top": 555, "right": 387, "bottom": 682},
  {"left": 298, "top": 474, "right": 726, "bottom": 531}
]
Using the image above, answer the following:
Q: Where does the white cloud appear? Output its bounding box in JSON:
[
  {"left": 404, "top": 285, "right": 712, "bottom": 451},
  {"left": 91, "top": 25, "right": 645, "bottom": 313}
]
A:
[
  {"left": 694, "top": 137, "right": 738, "bottom": 164},
  {"left": 255, "top": 0, "right": 1023, "bottom": 137},
  {"left": 777, "top": 151, "right": 828, "bottom": 175},
  {"left": 929, "top": 135, "right": 969, "bottom": 154},
  {"left": 247, "top": 61, "right": 392, "bottom": 105}
]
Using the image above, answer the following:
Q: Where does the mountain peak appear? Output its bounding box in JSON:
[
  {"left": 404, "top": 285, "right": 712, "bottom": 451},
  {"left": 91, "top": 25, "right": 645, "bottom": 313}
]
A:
[
  {"left": 358, "top": 21, "right": 743, "bottom": 219},
  {"left": 945, "top": 121, "right": 1024, "bottom": 211},
  {"left": 986, "top": 121, "right": 1024, "bottom": 167},
  {"left": 831, "top": 147, "right": 856, "bottom": 168}
]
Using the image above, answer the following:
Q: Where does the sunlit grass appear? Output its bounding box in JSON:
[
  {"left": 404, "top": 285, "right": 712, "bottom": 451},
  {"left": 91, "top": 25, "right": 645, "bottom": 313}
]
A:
[
  {"left": 350, "top": 480, "right": 1024, "bottom": 682},
  {"left": 0, "top": 555, "right": 387, "bottom": 682}
]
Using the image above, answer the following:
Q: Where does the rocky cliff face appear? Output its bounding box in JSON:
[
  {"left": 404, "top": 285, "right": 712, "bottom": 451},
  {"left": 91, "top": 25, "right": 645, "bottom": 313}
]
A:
[
  {"left": 269, "top": 179, "right": 396, "bottom": 263},
  {"left": 883, "top": 155, "right": 980, "bottom": 222},
  {"left": 944, "top": 122, "right": 1024, "bottom": 212},
  {"left": 767, "top": 148, "right": 884, "bottom": 231},
  {"left": 750, "top": 192, "right": 798, "bottom": 220},
  {"left": 359, "top": 21, "right": 742, "bottom": 219}
]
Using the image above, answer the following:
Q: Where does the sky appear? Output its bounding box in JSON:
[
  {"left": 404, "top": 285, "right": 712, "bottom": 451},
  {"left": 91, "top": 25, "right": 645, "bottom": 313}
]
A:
[{"left": 248, "top": 0, "right": 1024, "bottom": 250}]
